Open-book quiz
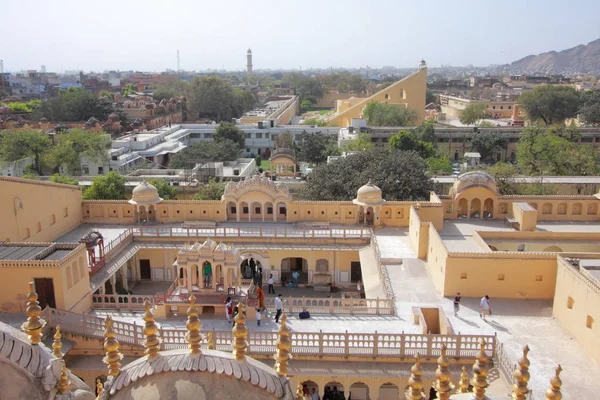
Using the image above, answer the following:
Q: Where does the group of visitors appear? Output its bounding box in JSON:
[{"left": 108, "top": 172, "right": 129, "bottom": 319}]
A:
[{"left": 453, "top": 293, "right": 492, "bottom": 321}]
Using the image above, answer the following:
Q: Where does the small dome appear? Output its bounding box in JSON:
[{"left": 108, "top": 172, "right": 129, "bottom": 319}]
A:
[
  {"left": 108, "top": 112, "right": 120, "bottom": 122},
  {"left": 450, "top": 171, "right": 498, "bottom": 199},
  {"left": 40, "top": 117, "right": 48, "bottom": 122},
  {"left": 353, "top": 180, "right": 385, "bottom": 206},
  {"left": 128, "top": 181, "right": 162, "bottom": 205}
]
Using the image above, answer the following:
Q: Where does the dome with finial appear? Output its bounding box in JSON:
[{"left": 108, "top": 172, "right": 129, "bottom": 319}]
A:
[
  {"left": 450, "top": 171, "right": 498, "bottom": 199},
  {"left": 128, "top": 181, "right": 163, "bottom": 205},
  {"left": 353, "top": 180, "right": 386, "bottom": 206}
]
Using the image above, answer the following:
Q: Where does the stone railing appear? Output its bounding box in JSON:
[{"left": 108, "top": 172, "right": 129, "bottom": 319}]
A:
[
  {"left": 494, "top": 341, "right": 536, "bottom": 400},
  {"left": 41, "top": 308, "right": 496, "bottom": 359},
  {"left": 370, "top": 234, "right": 396, "bottom": 308},
  {"left": 91, "top": 294, "right": 155, "bottom": 311},
  {"left": 260, "top": 296, "right": 394, "bottom": 316}
]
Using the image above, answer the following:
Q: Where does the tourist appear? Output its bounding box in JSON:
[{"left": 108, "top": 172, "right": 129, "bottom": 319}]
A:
[
  {"left": 453, "top": 292, "right": 461, "bottom": 316},
  {"left": 232, "top": 303, "right": 239, "bottom": 327},
  {"left": 256, "top": 285, "right": 265, "bottom": 310},
  {"left": 429, "top": 385, "right": 438, "bottom": 399},
  {"left": 480, "top": 295, "right": 491, "bottom": 321},
  {"left": 225, "top": 297, "right": 233, "bottom": 324},
  {"left": 303, "top": 384, "right": 309, "bottom": 395},
  {"left": 268, "top": 274, "right": 275, "bottom": 294},
  {"left": 311, "top": 387, "right": 320, "bottom": 400},
  {"left": 292, "top": 270, "right": 300, "bottom": 287},
  {"left": 256, "top": 307, "right": 262, "bottom": 327},
  {"left": 274, "top": 294, "right": 283, "bottom": 323},
  {"left": 203, "top": 261, "right": 212, "bottom": 288}
]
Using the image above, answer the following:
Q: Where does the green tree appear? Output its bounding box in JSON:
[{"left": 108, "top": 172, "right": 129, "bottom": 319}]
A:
[
  {"left": 518, "top": 85, "right": 580, "bottom": 125},
  {"left": 343, "top": 132, "right": 373, "bottom": 151},
  {"left": 192, "top": 178, "right": 226, "bottom": 200},
  {"left": 232, "top": 88, "right": 257, "bottom": 115},
  {"left": 121, "top": 84, "right": 138, "bottom": 97},
  {"left": 49, "top": 174, "right": 79, "bottom": 186},
  {"left": 389, "top": 130, "right": 434, "bottom": 159},
  {"left": 301, "top": 117, "right": 326, "bottom": 127},
  {"left": 170, "top": 140, "right": 240, "bottom": 168},
  {"left": 214, "top": 122, "right": 245, "bottom": 148},
  {"left": 296, "top": 131, "right": 341, "bottom": 165},
  {"left": 98, "top": 90, "right": 115, "bottom": 99},
  {"left": 151, "top": 75, "right": 188, "bottom": 102},
  {"left": 426, "top": 89, "right": 436, "bottom": 105},
  {"left": 48, "top": 129, "right": 110, "bottom": 174},
  {"left": 0, "top": 129, "right": 52, "bottom": 174},
  {"left": 427, "top": 157, "right": 453, "bottom": 175},
  {"left": 274, "top": 132, "right": 294, "bottom": 149},
  {"left": 21, "top": 172, "right": 40, "bottom": 180},
  {"left": 516, "top": 127, "right": 596, "bottom": 175},
  {"left": 300, "top": 98, "right": 314, "bottom": 112},
  {"left": 83, "top": 171, "right": 127, "bottom": 200},
  {"left": 300, "top": 150, "right": 432, "bottom": 201},
  {"left": 36, "top": 87, "right": 113, "bottom": 121},
  {"left": 486, "top": 162, "right": 519, "bottom": 195},
  {"left": 469, "top": 131, "right": 508, "bottom": 163},
  {"left": 362, "top": 101, "right": 418, "bottom": 126},
  {"left": 148, "top": 178, "right": 176, "bottom": 200},
  {"left": 578, "top": 89, "right": 600, "bottom": 126},
  {"left": 416, "top": 120, "right": 436, "bottom": 143},
  {"left": 459, "top": 103, "right": 489, "bottom": 125},
  {"left": 186, "top": 76, "right": 237, "bottom": 121}
]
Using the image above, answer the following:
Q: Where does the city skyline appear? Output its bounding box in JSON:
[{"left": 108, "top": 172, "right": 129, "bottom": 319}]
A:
[{"left": 2, "top": 0, "right": 600, "bottom": 73}]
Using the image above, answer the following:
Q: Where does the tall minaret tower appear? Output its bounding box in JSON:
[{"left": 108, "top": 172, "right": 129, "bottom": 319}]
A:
[{"left": 246, "top": 48, "right": 253, "bottom": 80}]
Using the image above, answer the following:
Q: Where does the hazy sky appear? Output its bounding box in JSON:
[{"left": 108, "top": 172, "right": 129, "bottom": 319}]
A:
[{"left": 2, "top": 0, "right": 600, "bottom": 73}]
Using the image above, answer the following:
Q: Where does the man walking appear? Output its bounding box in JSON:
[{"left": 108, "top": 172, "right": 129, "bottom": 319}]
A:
[
  {"left": 453, "top": 292, "right": 461, "bottom": 316},
  {"left": 274, "top": 294, "right": 283, "bottom": 323},
  {"left": 480, "top": 295, "right": 491, "bottom": 321},
  {"left": 268, "top": 274, "right": 275, "bottom": 294}
]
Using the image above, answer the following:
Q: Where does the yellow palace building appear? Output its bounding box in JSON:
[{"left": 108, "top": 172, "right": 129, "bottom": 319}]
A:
[{"left": 1, "top": 172, "right": 599, "bottom": 399}]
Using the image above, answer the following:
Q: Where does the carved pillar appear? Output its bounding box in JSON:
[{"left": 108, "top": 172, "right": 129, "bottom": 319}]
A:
[
  {"left": 262, "top": 203, "right": 265, "bottom": 222},
  {"left": 99, "top": 283, "right": 106, "bottom": 295},
  {"left": 236, "top": 202, "right": 240, "bottom": 222},
  {"left": 109, "top": 274, "right": 117, "bottom": 295},
  {"left": 120, "top": 266, "right": 128, "bottom": 291},
  {"left": 187, "top": 265, "right": 192, "bottom": 292}
]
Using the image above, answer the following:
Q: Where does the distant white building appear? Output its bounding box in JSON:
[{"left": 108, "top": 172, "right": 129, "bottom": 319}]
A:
[{"left": 0, "top": 157, "right": 34, "bottom": 177}]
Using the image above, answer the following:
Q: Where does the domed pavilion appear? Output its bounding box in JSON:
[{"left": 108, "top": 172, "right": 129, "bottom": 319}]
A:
[
  {"left": 128, "top": 181, "right": 163, "bottom": 222},
  {"left": 353, "top": 180, "right": 386, "bottom": 226}
]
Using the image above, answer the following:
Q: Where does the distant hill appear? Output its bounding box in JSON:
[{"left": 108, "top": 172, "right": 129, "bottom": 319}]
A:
[{"left": 508, "top": 38, "right": 600, "bottom": 74}]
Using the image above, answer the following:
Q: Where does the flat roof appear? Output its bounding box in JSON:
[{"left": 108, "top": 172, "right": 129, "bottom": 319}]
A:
[{"left": 0, "top": 244, "right": 75, "bottom": 262}]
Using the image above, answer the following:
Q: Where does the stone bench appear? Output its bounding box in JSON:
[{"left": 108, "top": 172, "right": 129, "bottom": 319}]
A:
[{"left": 181, "top": 221, "right": 217, "bottom": 229}]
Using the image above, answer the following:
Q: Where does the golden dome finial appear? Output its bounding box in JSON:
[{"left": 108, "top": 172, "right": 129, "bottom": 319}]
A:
[
  {"left": 406, "top": 354, "right": 425, "bottom": 400},
  {"left": 545, "top": 365, "right": 563, "bottom": 400},
  {"left": 512, "top": 345, "right": 531, "bottom": 400},
  {"left": 21, "top": 282, "right": 45, "bottom": 345},
  {"left": 186, "top": 295, "right": 202, "bottom": 355},
  {"left": 52, "top": 325, "right": 63, "bottom": 358},
  {"left": 143, "top": 300, "right": 161, "bottom": 360},
  {"left": 57, "top": 360, "right": 70, "bottom": 394},
  {"left": 273, "top": 313, "right": 292, "bottom": 377},
  {"left": 208, "top": 331, "right": 216, "bottom": 350},
  {"left": 435, "top": 345, "right": 453, "bottom": 399},
  {"left": 471, "top": 338, "right": 490, "bottom": 400},
  {"left": 103, "top": 316, "right": 123, "bottom": 377},
  {"left": 458, "top": 366, "right": 470, "bottom": 393},
  {"left": 232, "top": 302, "right": 248, "bottom": 361},
  {"left": 296, "top": 382, "right": 305, "bottom": 399},
  {"left": 96, "top": 379, "right": 104, "bottom": 398}
]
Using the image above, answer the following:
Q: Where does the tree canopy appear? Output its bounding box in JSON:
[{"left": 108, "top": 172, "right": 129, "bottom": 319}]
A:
[
  {"left": 148, "top": 178, "right": 176, "bottom": 200},
  {"left": 459, "top": 103, "right": 489, "bottom": 125},
  {"left": 389, "top": 130, "right": 434, "bottom": 159},
  {"left": 48, "top": 129, "right": 110, "bottom": 174},
  {"left": 49, "top": 174, "right": 79, "bottom": 186},
  {"left": 469, "top": 131, "right": 508, "bottom": 163},
  {"left": 169, "top": 139, "right": 240, "bottom": 169},
  {"left": 214, "top": 122, "right": 245, "bottom": 148},
  {"left": 518, "top": 85, "right": 580, "bottom": 125},
  {"left": 427, "top": 157, "right": 453, "bottom": 175},
  {"left": 0, "top": 129, "right": 51, "bottom": 174},
  {"left": 578, "top": 89, "right": 600, "bottom": 126},
  {"left": 36, "top": 87, "right": 113, "bottom": 122},
  {"left": 486, "top": 162, "right": 519, "bottom": 195},
  {"left": 83, "top": 171, "right": 127, "bottom": 200},
  {"left": 295, "top": 131, "right": 340, "bottom": 165},
  {"left": 192, "top": 178, "right": 226, "bottom": 200},
  {"left": 186, "top": 76, "right": 255, "bottom": 122},
  {"left": 300, "top": 150, "right": 432, "bottom": 201},
  {"left": 362, "top": 102, "right": 418, "bottom": 126},
  {"left": 516, "top": 127, "right": 597, "bottom": 175},
  {"left": 343, "top": 132, "right": 373, "bottom": 151}
]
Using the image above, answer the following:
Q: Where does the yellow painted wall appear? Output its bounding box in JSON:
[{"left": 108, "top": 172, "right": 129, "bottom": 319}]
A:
[
  {"left": 328, "top": 68, "right": 427, "bottom": 127},
  {"left": 553, "top": 257, "right": 600, "bottom": 363},
  {"left": 426, "top": 224, "right": 449, "bottom": 294},
  {"left": 0, "top": 177, "right": 83, "bottom": 242}
]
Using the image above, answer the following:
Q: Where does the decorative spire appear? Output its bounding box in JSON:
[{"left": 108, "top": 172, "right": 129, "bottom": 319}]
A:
[
  {"left": 96, "top": 379, "right": 104, "bottom": 398},
  {"left": 186, "top": 295, "right": 202, "bottom": 355},
  {"left": 231, "top": 302, "right": 248, "bottom": 361},
  {"left": 103, "top": 316, "right": 123, "bottom": 377},
  {"left": 296, "top": 382, "right": 305, "bottom": 399},
  {"left": 435, "top": 345, "right": 452, "bottom": 400},
  {"left": 21, "top": 282, "right": 45, "bottom": 345},
  {"left": 273, "top": 313, "right": 292, "bottom": 376},
  {"left": 512, "top": 345, "right": 531, "bottom": 400},
  {"left": 545, "top": 365, "right": 563, "bottom": 400},
  {"left": 57, "top": 360, "right": 69, "bottom": 394},
  {"left": 406, "top": 354, "right": 425, "bottom": 400},
  {"left": 207, "top": 331, "right": 216, "bottom": 350},
  {"left": 143, "top": 300, "right": 161, "bottom": 360},
  {"left": 458, "top": 366, "right": 470, "bottom": 393},
  {"left": 471, "top": 338, "right": 490, "bottom": 400},
  {"left": 52, "top": 325, "right": 63, "bottom": 358}
]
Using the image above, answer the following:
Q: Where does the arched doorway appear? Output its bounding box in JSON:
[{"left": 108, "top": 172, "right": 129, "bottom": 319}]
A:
[
  {"left": 366, "top": 206, "right": 374, "bottom": 225},
  {"left": 458, "top": 198, "right": 468, "bottom": 218},
  {"left": 281, "top": 258, "right": 308, "bottom": 286},
  {"left": 470, "top": 198, "right": 481, "bottom": 218},
  {"left": 139, "top": 205, "right": 147, "bottom": 222},
  {"left": 483, "top": 198, "right": 493, "bottom": 218},
  {"left": 251, "top": 202, "right": 262, "bottom": 221},
  {"left": 265, "top": 202, "right": 274, "bottom": 221},
  {"left": 202, "top": 261, "right": 212, "bottom": 288},
  {"left": 277, "top": 202, "right": 287, "bottom": 222},
  {"left": 240, "top": 258, "right": 263, "bottom": 283},
  {"left": 148, "top": 205, "right": 156, "bottom": 221},
  {"left": 324, "top": 382, "right": 345, "bottom": 400},
  {"left": 378, "top": 382, "right": 399, "bottom": 400},
  {"left": 349, "top": 382, "right": 369, "bottom": 400},
  {"left": 301, "top": 380, "right": 319, "bottom": 398},
  {"left": 240, "top": 202, "right": 249, "bottom": 221},
  {"left": 227, "top": 201, "right": 237, "bottom": 221}
]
